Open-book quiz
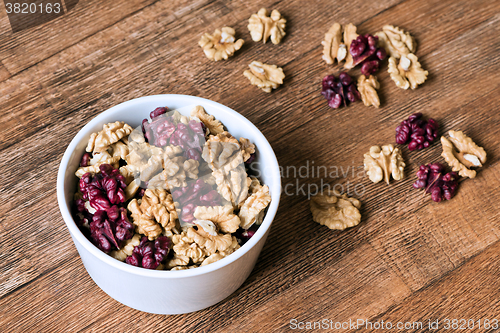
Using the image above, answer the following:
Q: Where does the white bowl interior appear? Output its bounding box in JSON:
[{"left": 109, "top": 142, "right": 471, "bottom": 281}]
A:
[{"left": 57, "top": 94, "right": 281, "bottom": 278}]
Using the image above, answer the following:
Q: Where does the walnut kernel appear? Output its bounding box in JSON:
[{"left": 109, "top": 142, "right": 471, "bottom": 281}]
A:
[
  {"left": 190, "top": 105, "right": 224, "bottom": 135},
  {"left": 441, "top": 130, "right": 487, "bottom": 179},
  {"left": 199, "top": 27, "right": 244, "bottom": 61},
  {"left": 388, "top": 54, "right": 428, "bottom": 89},
  {"left": 322, "top": 22, "right": 345, "bottom": 65},
  {"left": 110, "top": 234, "right": 141, "bottom": 261},
  {"left": 364, "top": 144, "right": 405, "bottom": 184},
  {"left": 202, "top": 140, "right": 248, "bottom": 205},
  {"left": 375, "top": 25, "right": 415, "bottom": 59},
  {"left": 239, "top": 137, "right": 255, "bottom": 162},
  {"left": 343, "top": 23, "right": 359, "bottom": 69},
  {"left": 86, "top": 121, "right": 133, "bottom": 153},
  {"left": 193, "top": 205, "right": 241, "bottom": 234},
  {"left": 243, "top": 61, "right": 285, "bottom": 93},
  {"left": 163, "top": 155, "right": 199, "bottom": 189},
  {"left": 128, "top": 189, "right": 178, "bottom": 240},
  {"left": 239, "top": 185, "right": 271, "bottom": 229},
  {"left": 248, "top": 8, "right": 286, "bottom": 44},
  {"left": 310, "top": 190, "right": 361, "bottom": 230},
  {"left": 357, "top": 75, "right": 380, "bottom": 108},
  {"left": 187, "top": 227, "right": 233, "bottom": 255},
  {"left": 172, "top": 232, "right": 206, "bottom": 264}
]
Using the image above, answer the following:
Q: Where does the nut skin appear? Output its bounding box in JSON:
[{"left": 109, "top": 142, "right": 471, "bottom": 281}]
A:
[
  {"left": 125, "top": 236, "right": 171, "bottom": 269},
  {"left": 395, "top": 113, "right": 439, "bottom": 150},
  {"left": 349, "top": 34, "right": 387, "bottom": 76},
  {"left": 321, "top": 72, "right": 360, "bottom": 108},
  {"left": 413, "top": 163, "right": 459, "bottom": 202}
]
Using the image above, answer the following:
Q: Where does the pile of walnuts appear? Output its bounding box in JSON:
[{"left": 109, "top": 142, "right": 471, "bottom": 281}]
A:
[
  {"left": 321, "top": 23, "right": 428, "bottom": 109},
  {"left": 74, "top": 106, "right": 272, "bottom": 270}
]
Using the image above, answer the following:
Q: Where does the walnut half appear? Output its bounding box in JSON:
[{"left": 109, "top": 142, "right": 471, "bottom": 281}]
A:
[
  {"left": 248, "top": 8, "right": 286, "bottom": 44},
  {"left": 322, "top": 23, "right": 345, "bottom": 65},
  {"left": 190, "top": 105, "right": 224, "bottom": 135},
  {"left": 193, "top": 205, "right": 241, "bottom": 234},
  {"left": 364, "top": 144, "right": 405, "bottom": 184},
  {"left": 375, "top": 25, "right": 415, "bottom": 59},
  {"left": 388, "top": 54, "right": 428, "bottom": 90},
  {"left": 127, "top": 189, "right": 178, "bottom": 240},
  {"left": 199, "top": 27, "right": 244, "bottom": 61},
  {"left": 343, "top": 23, "right": 359, "bottom": 69},
  {"left": 357, "top": 75, "right": 380, "bottom": 108},
  {"left": 441, "top": 130, "right": 487, "bottom": 179},
  {"left": 86, "top": 121, "right": 133, "bottom": 153},
  {"left": 310, "top": 190, "right": 361, "bottom": 231},
  {"left": 238, "top": 185, "right": 271, "bottom": 229},
  {"left": 243, "top": 61, "right": 285, "bottom": 93},
  {"left": 321, "top": 22, "right": 358, "bottom": 67}
]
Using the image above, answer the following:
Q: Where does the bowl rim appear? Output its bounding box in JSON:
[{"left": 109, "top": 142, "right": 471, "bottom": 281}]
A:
[{"left": 57, "top": 94, "right": 281, "bottom": 278}]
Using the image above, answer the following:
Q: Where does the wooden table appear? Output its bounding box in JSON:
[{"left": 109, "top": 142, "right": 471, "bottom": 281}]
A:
[{"left": 1, "top": 0, "right": 499, "bottom": 331}]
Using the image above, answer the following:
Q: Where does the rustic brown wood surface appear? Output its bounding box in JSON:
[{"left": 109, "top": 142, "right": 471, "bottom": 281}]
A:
[{"left": 0, "top": 0, "right": 499, "bottom": 331}]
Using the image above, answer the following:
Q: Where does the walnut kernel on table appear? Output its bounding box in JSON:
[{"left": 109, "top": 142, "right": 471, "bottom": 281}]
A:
[
  {"left": 441, "top": 130, "right": 487, "bottom": 179},
  {"left": 388, "top": 54, "right": 428, "bottom": 90},
  {"left": 310, "top": 190, "right": 361, "bottom": 231},
  {"left": 364, "top": 144, "right": 405, "bottom": 184},
  {"left": 86, "top": 121, "right": 133, "bottom": 153},
  {"left": 357, "top": 75, "right": 380, "bottom": 108},
  {"left": 375, "top": 25, "right": 415, "bottom": 59},
  {"left": 243, "top": 61, "right": 285, "bottom": 93},
  {"left": 322, "top": 23, "right": 345, "bottom": 65},
  {"left": 342, "top": 23, "right": 359, "bottom": 69},
  {"left": 190, "top": 105, "right": 224, "bottom": 135},
  {"left": 199, "top": 27, "right": 244, "bottom": 61},
  {"left": 248, "top": 8, "right": 286, "bottom": 44},
  {"left": 321, "top": 22, "right": 358, "bottom": 66}
]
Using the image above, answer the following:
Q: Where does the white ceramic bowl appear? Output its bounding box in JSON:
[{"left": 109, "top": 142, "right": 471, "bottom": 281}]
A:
[{"left": 57, "top": 95, "right": 281, "bottom": 314}]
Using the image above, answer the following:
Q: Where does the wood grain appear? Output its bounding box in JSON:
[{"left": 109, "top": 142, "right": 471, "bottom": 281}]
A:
[{"left": 1, "top": 0, "right": 499, "bottom": 331}]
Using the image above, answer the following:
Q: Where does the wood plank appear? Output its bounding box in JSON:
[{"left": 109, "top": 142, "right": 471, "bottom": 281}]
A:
[
  {"left": 366, "top": 239, "right": 500, "bottom": 332},
  {"left": 0, "top": 0, "right": 158, "bottom": 76},
  {"left": 0, "top": 256, "right": 118, "bottom": 332},
  {"left": 1, "top": 0, "right": 500, "bottom": 330},
  {"left": 0, "top": 0, "right": 499, "bottom": 303}
]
